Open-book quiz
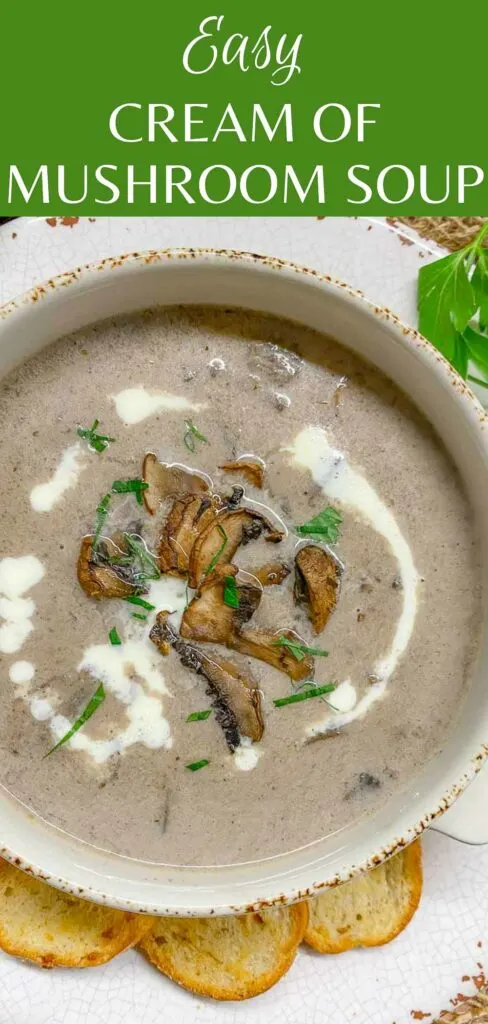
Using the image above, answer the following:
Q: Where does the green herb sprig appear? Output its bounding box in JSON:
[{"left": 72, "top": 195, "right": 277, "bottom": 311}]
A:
[
  {"left": 186, "top": 710, "right": 212, "bottom": 722},
  {"left": 111, "top": 478, "right": 149, "bottom": 506},
  {"left": 92, "top": 493, "right": 111, "bottom": 551},
  {"left": 418, "top": 221, "right": 488, "bottom": 386},
  {"left": 204, "top": 525, "right": 228, "bottom": 577},
  {"left": 184, "top": 420, "right": 208, "bottom": 453},
  {"left": 273, "top": 683, "right": 336, "bottom": 708},
  {"left": 296, "top": 507, "right": 343, "bottom": 545},
  {"left": 273, "top": 636, "right": 329, "bottom": 662},
  {"left": 223, "top": 575, "right": 240, "bottom": 608},
  {"left": 45, "top": 683, "right": 105, "bottom": 756},
  {"left": 77, "top": 419, "right": 116, "bottom": 453},
  {"left": 185, "top": 758, "right": 210, "bottom": 771},
  {"left": 123, "top": 534, "right": 161, "bottom": 581},
  {"left": 124, "top": 595, "right": 155, "bottom": 611}
]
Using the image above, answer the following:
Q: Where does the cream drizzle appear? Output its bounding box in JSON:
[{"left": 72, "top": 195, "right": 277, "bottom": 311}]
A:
[
  {"left": 0, "top": 556, "right": 45, "bottom": 654},
  {"left": 112, "top": 387, "right": 206, "bottom": 425},
  {"left": 30, "top": 443, "right": 86, "bottom": 513},
  {"left": 28, "top": 577, "right": 188, "bottom": 764},
  {"left": 288, "top": 426, "right": 420, "bottom": 738}
]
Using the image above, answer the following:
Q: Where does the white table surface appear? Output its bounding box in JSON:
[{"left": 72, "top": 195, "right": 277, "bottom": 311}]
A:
[{"left": 0, "top": 215, "right": 486, "bottom": 1024}]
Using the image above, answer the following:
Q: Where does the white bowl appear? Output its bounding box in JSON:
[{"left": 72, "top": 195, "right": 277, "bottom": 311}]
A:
[{"left": 1, "top": 248, "right": 487, "bottom": 916}]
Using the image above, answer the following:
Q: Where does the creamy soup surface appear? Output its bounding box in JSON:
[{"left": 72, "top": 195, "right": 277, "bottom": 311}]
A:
[{"left": 0, "top": 306, "right": 481, "bottom": 866}]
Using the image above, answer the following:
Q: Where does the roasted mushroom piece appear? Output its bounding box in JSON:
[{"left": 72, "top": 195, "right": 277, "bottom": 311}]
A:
[
  {"left": 230, "top": 628, "right": 314, "bottom": 682},
  {"left": 149, "top": 614, "right": 263, "bottom": 748},
  {"left": 188, "top": 508, "right": 284, "bottom": 588},
  {"left": 142, "top": 453, "right": 211, "bottom": 515},
  {"left": 248, "top": 561, "right": 290, "bottom": 587},
  {"left": 220, "top": 457, "right": 265, "bottom": 489},
  {"left": 294, "top": 545, "right": 341, "bottom": 634},
  {"left": 77, "top": 536, "right": 143, "bottom": 600},
  {"left": 159, "top": 494, "right": 222, "bottom": 576},
  {"left": 149, "top": 609, "right": 173, "bottom": 656},
  {"left": 180, "top": 564, "right": 262, "bottom": 644}
]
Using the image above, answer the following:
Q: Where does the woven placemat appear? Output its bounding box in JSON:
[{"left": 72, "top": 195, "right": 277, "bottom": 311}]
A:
[{"left": 397, "top": 217, "right": 487, "bottom": 251}]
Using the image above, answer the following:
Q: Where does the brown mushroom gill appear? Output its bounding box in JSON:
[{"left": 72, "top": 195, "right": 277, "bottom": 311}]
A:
[
  {"left": 149, "top": 613, "right": 263, "bottom": 749},
  {"left": 77, "top": 536, "right": 144, "bottom": 600},
  {"left": 180, "top": 565, "right": 262, "bottom": 645},
  {"left": 159, "top": 494, "right": 223, "bottom": 576},
  {"left": 294, "top": 545, "right": 341, "bottom": 634},
  {"left": 230, "top": 628, "right": 314, "bottom": 682},
  {"left": 142, "top": 453, "right": 211, "bottom": 515},
  {"left": 248, "top": 561, "right": 291, "bottom": 587},
  {"left": 219, "top": 457, "right": 265, "bottom": 489},
  {"left": 188, "top": 508, "right": 284, "bottom": 589}
]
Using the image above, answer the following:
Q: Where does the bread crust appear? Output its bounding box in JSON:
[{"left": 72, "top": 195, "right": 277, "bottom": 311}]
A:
[
  {"left": 140, "top": 901, "right": 308, "bottom": 1000},
  {"left": 304, "top": 841, "right": 422, "bottom": 954},
  {"left": 0, "top": 859, "right": 154, "bottom": 967}
]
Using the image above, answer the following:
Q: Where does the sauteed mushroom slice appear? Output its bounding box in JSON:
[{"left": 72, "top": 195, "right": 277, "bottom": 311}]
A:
[
  {"left": 188, "top": 508, "right": 284, "bottom": 588},
  {"left": 294, "top": 545, "right": 341, "bottom": 634},
  {"left": 220, "top": 458, "right": 265, "bottom": 489},
  {"left": 149, "top": 615, "right": 263, "bottom": 748},
  {"left": 249, "top": 561, "right": 290, "bottom": 587},
  {"left": 180, "top": 565, "right": 262, "bottom": 644},
  {"left": 149, "top": 610, "right": 173, "bottom": 656},
  {"left": 230, "top": 628, "right": 314, "bottom": 682},
  {"left": 200, "top": 655, "right": 264, "bottom": 746},
  {"left": 77, "top": 536, "right": 142, "bottom": 600},
  {"left": 159, "top": 494, "right": 222, "bottom": 575},
  {"left": 142, "top": 453, "right": 211, "bottom": 515}
]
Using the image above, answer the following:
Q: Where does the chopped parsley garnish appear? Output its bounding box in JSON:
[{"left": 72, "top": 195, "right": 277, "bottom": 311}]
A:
[
  {"left": 111, "top": 478, "right": 149, "bottom": 506},
  {"left": 92, "top": 493, "right": 111, "bottom": 551},
  {"left": 223, "top": 575, "right": 240, "bottom": 608},
  {"left": 123, "top": 595, "right": 155, "bottom": 611},
  {"left": 185, "top": 758, "right": 210, "bottom": 771},
  {"left": 186, "top": 710, "right": 212, "bottom": 722},
  {"left": 131, "top": 612, "right": 148, "bottom": 621},
  {"left": 77, "top": 419, "right": 116, "bottom": 453},
  {"left": 44, "top": 683, "right": 106, "bottom": 756},
  {"left": 273, "top": 637, "right": 329, "bottom": 661},
  {"left": 204, "top": 525, "right": 228, "bottom": 577},
  {"left": 109, "top": 626, "right": 122, "bottom": 646},
  {"left": 273, "top": 683, "right": 336, "bottom": 708},
  {"left": 183, "top": 419, "right": 208, "bottom": 453},
  {"left": 296, "top": 506, "right": 343, "bottom": 545},
  {"left": 123, "top": 534, "right": 161, "bottom": 581}
]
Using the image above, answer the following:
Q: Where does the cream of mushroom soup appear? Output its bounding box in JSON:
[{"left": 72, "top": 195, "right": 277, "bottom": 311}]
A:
[{"left": 0, "top": 307, "right": 481, "bottom": 865}]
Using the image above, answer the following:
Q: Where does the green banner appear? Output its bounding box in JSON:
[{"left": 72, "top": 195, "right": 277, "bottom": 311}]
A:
[{"left": 2, "top": 0, "right": 487, "bottom": 215}]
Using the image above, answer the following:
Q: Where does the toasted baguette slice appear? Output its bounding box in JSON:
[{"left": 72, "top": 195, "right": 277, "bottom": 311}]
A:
[
  {"left": 0, "top": 858, "right": 154, "bottom": 967},
  {"left": 304, "top": 841, "right": 422, "bottom": 954},
  {"left": 140, "top": 902, "right": 308, "bottom": 1000}
]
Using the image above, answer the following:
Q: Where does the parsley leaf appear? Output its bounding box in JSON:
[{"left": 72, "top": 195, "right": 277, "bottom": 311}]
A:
[
  {"left": 45, "top": 683, "right": 105, "bottom": 756},
  {"left": 77, "top": 419, "right": 116, "bottom": 453},
  {"left": 92, "top": 493, "right": 111, "bottom": 551},
  {"left": 472, "top": 245, "right": 488, "bottom": 331},
  {"left": 185, "top": 758, "right": 210, "bottom": 771},
  {"left": 273, "top": 683, "right": 336, "bottom": 708},
  {"left": 296, "top": 506, "right": 342, "bottom": 545},
  {"left": 184, "top": 420, "right": 208, "bottom": 453},
  {"left": 111, "top": 478, "right": 149, "bottom": 506},
  {"left": 223, "top": 575, "right": 240, "bottom": 608},
  {"left": 417, "top": 221, "right": 488, "bottom": 384},
  {"left": 186, "top": 710, "right": 212, "bottom": 722},
  {"left": 418, "top": 250, "right": 476, "bottom": 359},
  {"left": 464, "top": 325, "right": 488, "bottom": 379},
  {"left": 273, "top": 637, "right": 328, "bottom": 661}
]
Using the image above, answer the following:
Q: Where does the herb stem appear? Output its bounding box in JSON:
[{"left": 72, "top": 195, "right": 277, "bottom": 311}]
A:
[{"left": 45, "top": 683, "right": 105, "bottom": 756}]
